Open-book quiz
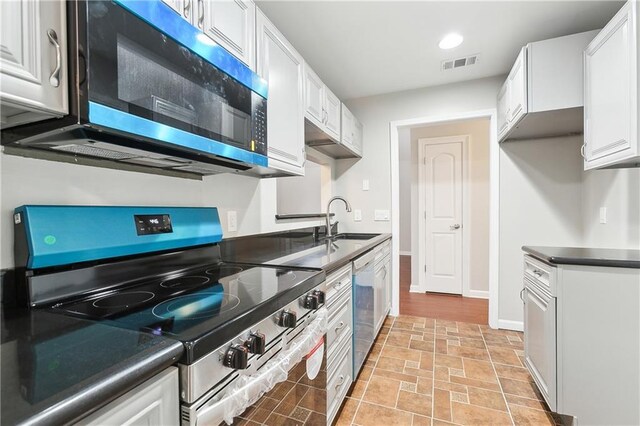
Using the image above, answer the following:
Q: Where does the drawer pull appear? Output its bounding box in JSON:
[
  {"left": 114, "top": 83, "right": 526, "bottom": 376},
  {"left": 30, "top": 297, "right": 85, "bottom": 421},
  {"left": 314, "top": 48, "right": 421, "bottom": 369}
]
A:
[
  {"left": 520, "top": 288, "right": 526, "bottom": 303},
  {"left": 335, "top": 321, "right": 346, "bottom": 333},
  {"left": 532, "top": 269, "right": 543, "bottom": 277},
  {"left": 333, "top": 279, "right": 349, "bottom": 292},
  {"left": 334, "top": 375, "right": 345, "bottom": 389}
]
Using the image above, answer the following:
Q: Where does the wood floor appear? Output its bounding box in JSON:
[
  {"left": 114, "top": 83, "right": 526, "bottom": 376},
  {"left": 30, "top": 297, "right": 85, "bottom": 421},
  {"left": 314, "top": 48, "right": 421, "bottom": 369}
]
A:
[{"left": 399, "top": 255, "right": 489, "bottom": 325}]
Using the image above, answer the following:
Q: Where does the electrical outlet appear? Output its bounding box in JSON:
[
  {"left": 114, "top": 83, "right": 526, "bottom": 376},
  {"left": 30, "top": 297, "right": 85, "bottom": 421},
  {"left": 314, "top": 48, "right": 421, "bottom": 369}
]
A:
[
  {"left": 374, "top": 210, "right": 390, "bottom": 221},
  {"left": 354, "top": 209, "right": 362, "bottom": 221},
  {"left": 362, "top": 179, "right": 370, "bottom": 191},
  {"left": 599, "top": 207, "right": 607, "bottom": 224},
  {"left": 227, "top": 210, "right": 238, "bottom": 232}
]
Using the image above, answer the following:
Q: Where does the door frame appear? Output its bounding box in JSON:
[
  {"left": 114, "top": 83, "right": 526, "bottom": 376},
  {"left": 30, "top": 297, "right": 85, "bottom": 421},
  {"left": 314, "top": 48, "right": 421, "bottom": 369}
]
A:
[
  {"left": 389, "top": 109, "right": 500, "bottom": 329},
  {"left": 417, "top": 135, "right": 470, "bottom": 296}
]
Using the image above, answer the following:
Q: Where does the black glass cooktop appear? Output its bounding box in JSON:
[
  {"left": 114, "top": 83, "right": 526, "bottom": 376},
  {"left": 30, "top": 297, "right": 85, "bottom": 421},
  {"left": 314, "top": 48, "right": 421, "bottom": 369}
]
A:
[{"left": 52, "top": 263, "right": 323, "bottom": 363}]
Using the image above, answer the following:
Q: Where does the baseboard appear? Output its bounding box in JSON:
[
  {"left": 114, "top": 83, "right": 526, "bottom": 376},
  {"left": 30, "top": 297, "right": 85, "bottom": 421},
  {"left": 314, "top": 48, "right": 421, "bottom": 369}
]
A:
[
  {"left": 498, "top": 319, "right": 524, "bottom": 332},
  {"left": 409, "top": 285, "right": 422, "bottom": 293},
  {"left": 465, "top": 289, "right": 489, "bottom": 299},
  {"left": 399, "top": 251, "right": 412, "bottom": 256}
]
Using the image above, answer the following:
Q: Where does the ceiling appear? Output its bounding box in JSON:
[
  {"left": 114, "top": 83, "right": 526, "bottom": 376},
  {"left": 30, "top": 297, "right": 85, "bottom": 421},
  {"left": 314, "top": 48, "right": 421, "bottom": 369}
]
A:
[{"left": 256, "top": 1, "right": 624, "bottom": 100}]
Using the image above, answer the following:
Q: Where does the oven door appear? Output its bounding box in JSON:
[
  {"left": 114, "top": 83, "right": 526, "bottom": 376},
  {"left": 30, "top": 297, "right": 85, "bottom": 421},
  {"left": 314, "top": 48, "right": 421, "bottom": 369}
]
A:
[
  {"left": 185, "top": 312, "right": 327, "bottom": 426},
  {"left": 82, "top": 0, "right": 268, "bottom": 167}
]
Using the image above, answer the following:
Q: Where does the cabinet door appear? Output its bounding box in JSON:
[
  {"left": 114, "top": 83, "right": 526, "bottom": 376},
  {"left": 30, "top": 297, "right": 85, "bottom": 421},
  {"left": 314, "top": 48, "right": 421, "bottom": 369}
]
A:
[
  {"left": 384, "top": 256, "right": 391, "bottom": 312},
  {"left": 523, "top": 283, "right": 556, "bottom": 412},
  {"left": 77, "top": 367, "right": 179, "bottom": 426},
  {"left": 0, "top": 0, "right": 68, "bottom": 127},
  {"left": 584, "top": 1, "right": 637, "bottom": 168},
  {"left": 353, "top": 118, "right": 364, "bottom": 157},
  {"left": 256, "top": 9, "right": 305, "bottom": 175},
  {"left": 303, "top": 63, "right": 324, "bottom": 128},
  {"left": 202, "top": 0, "right": 256, "bottom": 70},
  {"left": 340, "top": 104, "right": 354, "bottom": 149},
  {"left": 161, "top": 0, "right": 194, "bottom": 24},
  {"left": 374, "top": 264, "right": 386, "bottom": 333},
  {"left": 324, "top": 86, "right": 341, "bottom": 140},
  {"left": 508, "top": 47, "right": 528, "bottom": 126},
  {"left": 497, "top": 81, "right": 510, "bottom": 140}
]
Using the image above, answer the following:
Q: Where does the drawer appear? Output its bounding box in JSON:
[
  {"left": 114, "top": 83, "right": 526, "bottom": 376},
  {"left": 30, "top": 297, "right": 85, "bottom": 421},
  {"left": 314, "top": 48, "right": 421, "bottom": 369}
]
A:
[
  {"left": 374, "top": 240, "right": 391, "bottom": 261},
  {"left": 327, "top": 326, "right": 351, "bottom": 373},
  {"left": 328, "top": 283, "right": 351, "bottom": 320},
  {"left": 327, "top": 296, "right": 352, "bottom": 353},
  {"left": 524, "top": 255, "right": 556, "bottom": 296},
  {"left": 326, "top": 265, "right": 352, "bottom": 308},
  {"left": 326, "top": 343, "right": 353, "bottom": 425}
]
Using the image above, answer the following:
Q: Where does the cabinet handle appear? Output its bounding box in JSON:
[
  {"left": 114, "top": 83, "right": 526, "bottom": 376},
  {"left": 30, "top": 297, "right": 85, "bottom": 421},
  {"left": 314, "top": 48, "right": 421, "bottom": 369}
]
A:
[
  {"left": 333, "top": 279, "right": 348, "bottom": 292},
  {"left": 47, "top": 29, "right": 61, "bottom": 88},
  {"left": 183, "top": 0, "right": 191, "bottom": 19},
  {"left": 382, "top": 265, "right": 388, "bottom": 280},
  {"left": 323, "top": 109, "right": 328, "bottom": 124},
  {"left": 334, "top": 375, "right": 345, "bottom": 389},
  {"left": 520, "top": 288, "right": 526, "bottom": 303},
  {"left": 532, "top": 269, "right": 543, "bottom": 277},
  {"left": 580, "top": 144, "right": 586, "bottom": 159},
  {"left": 197, "top": 0, "right": 204, "bottom": 28},
  {"left": 335, "top": 321, "right": 345, "bottom": 333}
]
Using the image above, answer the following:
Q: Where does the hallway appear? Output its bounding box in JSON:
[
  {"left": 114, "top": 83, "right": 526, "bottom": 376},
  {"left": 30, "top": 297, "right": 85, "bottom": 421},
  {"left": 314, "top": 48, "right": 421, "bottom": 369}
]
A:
[{"left": 399, "top": 256, "right": 489, "bottom": 324}]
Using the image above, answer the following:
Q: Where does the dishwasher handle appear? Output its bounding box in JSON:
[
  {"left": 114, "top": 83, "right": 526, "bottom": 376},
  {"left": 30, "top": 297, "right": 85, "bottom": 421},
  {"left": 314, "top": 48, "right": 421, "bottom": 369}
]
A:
[{"left": 353, "top": 249, "right": 376, "bottom": 271}]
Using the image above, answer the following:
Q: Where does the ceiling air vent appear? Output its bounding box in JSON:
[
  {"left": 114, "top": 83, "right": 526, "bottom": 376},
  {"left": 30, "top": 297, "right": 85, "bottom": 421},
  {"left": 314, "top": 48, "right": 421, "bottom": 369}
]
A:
[{"left": 442, "top": 54, "right": 479, "bottom": 71}]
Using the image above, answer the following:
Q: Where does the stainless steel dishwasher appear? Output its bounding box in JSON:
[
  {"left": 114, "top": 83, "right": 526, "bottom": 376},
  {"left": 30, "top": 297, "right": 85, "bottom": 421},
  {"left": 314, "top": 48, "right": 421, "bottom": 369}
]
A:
[{"left": 352, "top": 249, "right": 376, "bottom": 378}]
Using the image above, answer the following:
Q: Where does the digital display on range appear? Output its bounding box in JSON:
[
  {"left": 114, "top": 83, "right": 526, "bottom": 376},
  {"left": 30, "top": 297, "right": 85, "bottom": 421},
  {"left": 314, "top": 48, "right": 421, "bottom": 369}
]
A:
[{"left": 134, "top": 214, "right": 173, "bottom": 235}]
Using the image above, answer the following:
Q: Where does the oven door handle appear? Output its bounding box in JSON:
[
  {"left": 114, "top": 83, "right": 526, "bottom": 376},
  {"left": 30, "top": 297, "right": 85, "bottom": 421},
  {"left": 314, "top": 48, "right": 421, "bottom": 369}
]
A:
[{"left": 194, "top": 309, "right": 328, "bottom": 426}]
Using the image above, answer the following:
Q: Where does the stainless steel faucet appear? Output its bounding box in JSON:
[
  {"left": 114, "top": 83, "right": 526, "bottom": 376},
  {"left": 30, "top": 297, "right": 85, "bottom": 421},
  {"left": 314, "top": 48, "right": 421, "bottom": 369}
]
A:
[{"left": 325, "top": 196, "right": 352, "bottom": 237}]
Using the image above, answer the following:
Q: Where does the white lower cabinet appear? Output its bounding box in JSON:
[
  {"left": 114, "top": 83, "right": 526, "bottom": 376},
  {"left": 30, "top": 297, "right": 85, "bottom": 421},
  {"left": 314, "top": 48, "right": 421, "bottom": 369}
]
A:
[
  {"left": 373, "top": 241, "right": 391, "bottom": 335},
  {"left": 256, "top": 8, "right": 305, "bottom": 176},
  {"left": 325, "top": 264, "right": 353, "bottom": 426},
  {"left": 523, "top": 278, "right": 556, "bottom": 412},
  {"left": 522, "top": 253, "right": 640, "bottom": 425},
  {"left": 0, "top": 0, "right": 68, "bottom": 128},
  {"left": 76, "top": 367, "right": 179, "bottom": 426}
]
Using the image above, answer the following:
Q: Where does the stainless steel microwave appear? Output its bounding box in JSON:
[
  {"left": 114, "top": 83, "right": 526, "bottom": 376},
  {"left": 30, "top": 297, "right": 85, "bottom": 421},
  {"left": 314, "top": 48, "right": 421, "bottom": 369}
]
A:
[{"left": 2, "top": 0, "right": 270, "bottom": 176}]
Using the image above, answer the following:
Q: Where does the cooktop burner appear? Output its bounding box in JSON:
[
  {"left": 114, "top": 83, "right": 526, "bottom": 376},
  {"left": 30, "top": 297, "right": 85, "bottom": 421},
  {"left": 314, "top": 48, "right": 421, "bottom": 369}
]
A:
[
  {"left": 92, "top": 291, "right": 155, "bottom": 309},
  {"left": 152, "top": 291, "right": 240, "bottom": 320},
  {"left": 160, "top": 275, "right": 210, "bottom": 289}
]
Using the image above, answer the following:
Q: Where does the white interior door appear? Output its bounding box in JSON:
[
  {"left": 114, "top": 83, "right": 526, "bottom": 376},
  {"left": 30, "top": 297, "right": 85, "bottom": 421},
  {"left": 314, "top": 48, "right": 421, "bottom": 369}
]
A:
[{"left": 420, "top": 139, "right": 463, "bottom": 294}]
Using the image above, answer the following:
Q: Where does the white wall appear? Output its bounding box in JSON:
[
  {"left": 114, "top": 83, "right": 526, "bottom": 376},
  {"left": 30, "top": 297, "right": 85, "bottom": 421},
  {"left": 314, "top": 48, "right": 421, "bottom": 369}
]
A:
[
  {"left": 334, "top": 76, "right": 504, "bottom": 233},
  {"left": 582, "top": 168, "right": 640, "bottom": 249},
  {"left": 407, "top": 119, "right": 491, "bottom": 295},
  {"left": 0, "top": 153, "right": 328, "bottom": 268},
  {"left": 499, "top": 136, "right": 584, "bottom": 325}
]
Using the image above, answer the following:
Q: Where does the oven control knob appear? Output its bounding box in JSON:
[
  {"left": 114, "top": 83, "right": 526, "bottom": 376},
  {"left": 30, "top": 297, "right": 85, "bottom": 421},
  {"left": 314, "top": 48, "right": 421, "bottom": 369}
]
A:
[
  {"left": 312, "top": 290, "right": 325, "bottom": 304},
  {"left": 244, "top": 332, "right": 266, "bottom": 354},
  {"left": 303, "top": 293, "right": 319, "bottom": 310},
  {"left": 223, "top": 344, "right": 248, "bottom": 369},
  {"left": 277, "top": 310, "right": 297, "bottom": 328}
]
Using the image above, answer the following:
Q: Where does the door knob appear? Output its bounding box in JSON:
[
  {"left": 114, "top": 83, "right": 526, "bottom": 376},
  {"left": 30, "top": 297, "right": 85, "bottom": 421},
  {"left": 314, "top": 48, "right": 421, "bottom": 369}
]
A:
[{"left": 450, "top": 224, "right": 461, "bottom": 230}]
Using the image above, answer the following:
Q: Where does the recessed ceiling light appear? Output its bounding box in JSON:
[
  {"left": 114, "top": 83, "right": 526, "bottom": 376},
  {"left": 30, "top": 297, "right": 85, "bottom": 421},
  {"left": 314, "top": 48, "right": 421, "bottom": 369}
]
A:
[{"left": 439, "top": 33, "right": 464, "bottom": 50}]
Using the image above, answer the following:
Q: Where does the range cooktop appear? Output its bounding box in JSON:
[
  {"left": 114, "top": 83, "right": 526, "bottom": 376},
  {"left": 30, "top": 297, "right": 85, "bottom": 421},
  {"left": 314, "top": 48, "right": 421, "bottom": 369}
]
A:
[{"left": 52, "top": 262, "right": 324, "bottom": 363}]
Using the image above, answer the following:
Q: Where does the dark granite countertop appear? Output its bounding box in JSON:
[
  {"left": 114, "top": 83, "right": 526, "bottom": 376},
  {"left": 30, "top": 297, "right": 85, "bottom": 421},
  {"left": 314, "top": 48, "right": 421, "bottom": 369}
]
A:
[
  {"left": 0, "top": 306, "right": 184, "bottom": 426},
  {"left": 523, "top": 246, "right": 640, "bottom": 269},
  {"left": 222, "top": 230, "right": 392, "bottom": 273}
]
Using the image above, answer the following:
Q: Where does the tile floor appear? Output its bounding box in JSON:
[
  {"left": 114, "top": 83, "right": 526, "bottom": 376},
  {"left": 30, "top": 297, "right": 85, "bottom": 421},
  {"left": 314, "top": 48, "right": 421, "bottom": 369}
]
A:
[{"left": 335, "top": 316, "right": 560, "bottom": 426}]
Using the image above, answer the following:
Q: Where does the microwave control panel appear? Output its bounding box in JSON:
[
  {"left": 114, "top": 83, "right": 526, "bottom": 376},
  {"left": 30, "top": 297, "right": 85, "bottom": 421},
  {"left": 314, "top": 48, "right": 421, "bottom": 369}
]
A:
[{"left": 251, "top": 93, "right": 267, "bottom": 155}]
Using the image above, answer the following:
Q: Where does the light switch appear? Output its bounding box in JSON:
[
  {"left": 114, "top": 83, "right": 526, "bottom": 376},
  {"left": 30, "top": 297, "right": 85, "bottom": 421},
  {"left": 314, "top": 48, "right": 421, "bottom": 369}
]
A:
[
  {"left": 599, "top": 207, "right": 607, "bottom": 224},
  {"left": 227, "top": 210, "right": 238, "bottom": 232},
  {"left": 362, "top": 179, "right": 370, "bottom": 191},
  {"left": 354, "top": 209, "right": 362, "bottom": 221},
  {"left": 374, "top": 210, "right": 390, "bottom": 221}
]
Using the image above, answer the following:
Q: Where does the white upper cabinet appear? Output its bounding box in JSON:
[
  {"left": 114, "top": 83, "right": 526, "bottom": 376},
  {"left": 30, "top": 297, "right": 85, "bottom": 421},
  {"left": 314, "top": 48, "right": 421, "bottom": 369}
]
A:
[
  {"left": 584, "top": 0, "right": 639, "bottom": 169},
  {"left": 497, "top": 81, "right": 510, "bottom": 140},
  {"left": 498, "top": 30, "right": 599, "bottom": 142},
  {"left": 201, "top": 0, "right": 256, "bottom": 70},
  {"left": 324, "top": 86, "right": 341, "bottom": 140},
  {"left": 508, "top": 48, "right": 528, "bottom": 126},
  {"left": 256, "top": 8, "right": 305, "bottom": 176},
  {"left": 303, "top": 64, "right": 325, "bottom": 129},
  {"left": 0, "top": 0, "right": 68, "bottom": 128},
  {"left": 340, "top": 103, "right": 363, "bottom": 157}
]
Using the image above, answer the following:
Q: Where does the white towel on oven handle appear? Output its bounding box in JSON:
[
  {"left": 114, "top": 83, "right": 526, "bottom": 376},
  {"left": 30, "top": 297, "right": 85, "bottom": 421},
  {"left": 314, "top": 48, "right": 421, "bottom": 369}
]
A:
[{"left": 195, "top": 308, "right": 328, "bottom": 426}]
